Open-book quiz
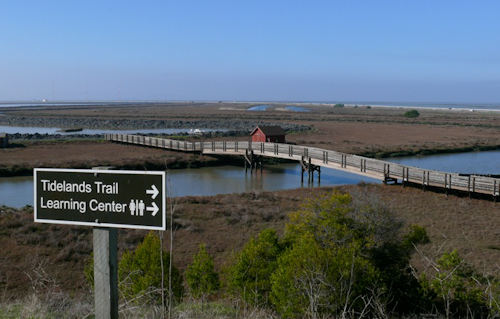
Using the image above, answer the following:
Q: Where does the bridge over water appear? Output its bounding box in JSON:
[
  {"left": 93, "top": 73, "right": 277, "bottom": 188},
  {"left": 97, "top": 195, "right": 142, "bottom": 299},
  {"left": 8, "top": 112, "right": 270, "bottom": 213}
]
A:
[{"left": 106, "top": 133, "right": 500, "bottom": 200}]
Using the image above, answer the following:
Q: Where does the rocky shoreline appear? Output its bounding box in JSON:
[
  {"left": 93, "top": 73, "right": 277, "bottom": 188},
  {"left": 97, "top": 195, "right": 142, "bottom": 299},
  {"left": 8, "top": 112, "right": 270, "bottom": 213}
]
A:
[
  {"left": 0, "top": 116, "right": 310, "bottom": 131},
  {"left": 0, "top": 116, "right": 310, "bottom": 140},
  {"left": 6, "top": 130, "right": 246, "bottom": 141}
]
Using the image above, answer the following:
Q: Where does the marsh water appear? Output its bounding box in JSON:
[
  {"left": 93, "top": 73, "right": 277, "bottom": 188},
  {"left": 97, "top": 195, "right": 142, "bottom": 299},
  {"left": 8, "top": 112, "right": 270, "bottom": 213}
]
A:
[
  {"left": 0, "top": 163, "right": 378, "bottom": 208},
  {"left": 246, "top": 105, "right": 309, "bottom": 112},
  {"left": 0, "top": 125, "right": 225, "bottom": 135},
  {"left": 1, "top": 149, "right": 499, "bottom": 208},
  {"left": 385, "top": 150, "right": 500, "bottom": 175}
]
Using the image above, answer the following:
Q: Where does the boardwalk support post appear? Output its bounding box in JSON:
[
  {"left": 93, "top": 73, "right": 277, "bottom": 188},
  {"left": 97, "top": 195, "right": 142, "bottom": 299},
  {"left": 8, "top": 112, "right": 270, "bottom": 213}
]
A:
[
  {"left": 402, "top": 167, "right": 409, "bottom": 188},
  {"left": 309, "top": 158, "right": 313, "bottom": 183},
  {"left": 244, "top": 150, "right": 262, "bottom": 174},
  {"left": 245, "top": 150, "right": 253, "bottom": 174},
  {"left": 445, "top": 174, "right": 449, "bottom": 196},
  {"left": 495, "top": 180, "right": 499, "bottom": 202},
  {"left": 300, "top": 156, "right": 320, "bottom": 185},
  {"left": 383, "top": 164, "right": 397, "bottom": 185},
  {"left": 422, "top": 171, "right": 428, "bottom": 191},
  {"left": 301, "top": 156, "right": 305, "bottom": 183}
]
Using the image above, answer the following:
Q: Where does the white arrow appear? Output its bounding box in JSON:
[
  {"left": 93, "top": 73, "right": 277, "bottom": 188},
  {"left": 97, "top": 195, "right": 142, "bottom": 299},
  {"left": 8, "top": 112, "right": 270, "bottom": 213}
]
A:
[
  {"left": 146, "top": 185, "right": 159, "bottom": 199},
  {"left": 146, "top": 202, "right": 159, "bottom": 217}
]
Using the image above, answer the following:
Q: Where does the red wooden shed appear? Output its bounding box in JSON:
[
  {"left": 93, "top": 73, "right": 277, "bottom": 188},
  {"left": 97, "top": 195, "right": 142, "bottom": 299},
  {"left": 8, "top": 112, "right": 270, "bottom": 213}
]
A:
[{"left": 250, "top": 126, "right": 286, "bottom": 143}]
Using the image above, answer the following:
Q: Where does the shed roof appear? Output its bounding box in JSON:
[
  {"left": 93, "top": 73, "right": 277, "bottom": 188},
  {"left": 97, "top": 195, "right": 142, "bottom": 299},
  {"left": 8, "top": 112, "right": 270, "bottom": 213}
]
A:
[{"left": 250, "top": 126, "right": 286, "bottom": 136}]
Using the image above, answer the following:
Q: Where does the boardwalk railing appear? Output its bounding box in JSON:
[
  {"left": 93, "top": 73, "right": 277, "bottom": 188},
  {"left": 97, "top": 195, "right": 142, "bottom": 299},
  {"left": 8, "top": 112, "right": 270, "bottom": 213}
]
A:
[{"left": 105, "top": 133, "right": 500, "bottom": 198}]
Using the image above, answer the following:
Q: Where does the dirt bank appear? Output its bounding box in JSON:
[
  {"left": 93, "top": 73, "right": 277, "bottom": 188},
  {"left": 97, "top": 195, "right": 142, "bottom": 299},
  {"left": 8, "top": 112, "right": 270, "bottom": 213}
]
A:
[{"left": 0, "top": 140, "right": 225, "bottom": 177}]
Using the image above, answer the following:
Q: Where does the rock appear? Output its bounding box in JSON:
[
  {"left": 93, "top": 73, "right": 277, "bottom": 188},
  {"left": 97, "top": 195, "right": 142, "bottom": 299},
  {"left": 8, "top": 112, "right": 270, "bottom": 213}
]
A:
[{"left": 0, "top": 116, "right": 311, "bottom": 141}]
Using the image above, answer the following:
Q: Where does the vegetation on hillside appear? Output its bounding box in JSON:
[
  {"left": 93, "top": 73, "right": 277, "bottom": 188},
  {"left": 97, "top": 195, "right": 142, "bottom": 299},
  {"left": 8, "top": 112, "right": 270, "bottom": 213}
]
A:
[
  {"left": 89, "top": 191, "right": 500, "bottom": 318},
  {"left": 224, "top": 191, "right": 433, "bottom": 318},
  {"left": 186, "top": 243, "right": 220, "bottom": 301},
  {"left": 2, "top": 185, "right": 500, "bottom": 318}
]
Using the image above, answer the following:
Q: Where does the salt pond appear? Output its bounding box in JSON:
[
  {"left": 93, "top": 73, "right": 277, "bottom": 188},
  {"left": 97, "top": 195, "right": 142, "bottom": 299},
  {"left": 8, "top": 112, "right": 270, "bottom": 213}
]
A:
[{"left": 0, "top": 125, "right": 225, "bottom": 135}]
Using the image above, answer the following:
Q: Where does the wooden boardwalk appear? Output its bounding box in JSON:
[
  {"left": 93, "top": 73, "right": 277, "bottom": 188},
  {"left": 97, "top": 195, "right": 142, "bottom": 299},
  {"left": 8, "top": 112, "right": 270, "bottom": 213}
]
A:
[{"left": 105, "top": 133, "right": 500, "bottom": 199}]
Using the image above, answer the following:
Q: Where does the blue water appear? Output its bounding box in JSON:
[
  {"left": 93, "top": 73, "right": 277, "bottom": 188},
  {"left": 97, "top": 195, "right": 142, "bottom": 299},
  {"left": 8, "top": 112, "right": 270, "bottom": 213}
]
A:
[
  {"left": 247, "top": 105, "right": 271, "bottom": 111},
  {"left": 0, "top": 164, "right": 378, "bottom": 208},
  {"left": 386, "top": 150, "right": 500, "bottom": 175},
  {"left": 0, "top": 125, "right": 226, "bottom": 135},
  {"left": 337, "top": 101, "right": 500, "bottom": 111},
  {"left": 284, "top": 106, "right": 310, "bottom": 112},
  {"left": 247, "top": 105, "right": 311, "bottom": 112},
  {"left": 3, "top": 149, "right": 500, "bottom": 208},
  {"left": 240, "top": 101, "right": 500, "bottom": 111}
]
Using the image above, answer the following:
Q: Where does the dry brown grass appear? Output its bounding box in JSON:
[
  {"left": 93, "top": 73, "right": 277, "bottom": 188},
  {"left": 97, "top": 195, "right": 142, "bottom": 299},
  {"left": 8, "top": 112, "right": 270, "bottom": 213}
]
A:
[
  {"left": 3, "top": 102, "right": 500, "bottom": 177},
  {"left": 2, "top": 102, "right": 500, "bottom": 314},
  {"left": 0, "top": 140, "right": 219, "bottom": 176},
  {"left": 1, "top": 184, "right": 500, "bottom": 300},
  {"left": 3, "top": 102, "right": 500, "bottom": 157}
]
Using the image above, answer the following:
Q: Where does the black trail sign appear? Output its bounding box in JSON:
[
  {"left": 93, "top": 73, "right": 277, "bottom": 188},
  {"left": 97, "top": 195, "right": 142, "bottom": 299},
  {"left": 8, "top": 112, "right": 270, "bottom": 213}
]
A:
[{"left": 34, "top": 168, "right": 166, "bottom": 230}]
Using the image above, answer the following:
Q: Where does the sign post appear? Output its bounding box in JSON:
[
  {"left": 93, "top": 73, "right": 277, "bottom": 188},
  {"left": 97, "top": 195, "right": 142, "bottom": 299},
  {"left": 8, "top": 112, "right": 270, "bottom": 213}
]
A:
[
  {"left": 92, "top": 167, "right": 118, "bottom": 319},
  {"left": 94, "top": 226, "right": 118, "bottom": 319},
  {"left": 34, "top": 168, "right": 166, "bottom": 319}
]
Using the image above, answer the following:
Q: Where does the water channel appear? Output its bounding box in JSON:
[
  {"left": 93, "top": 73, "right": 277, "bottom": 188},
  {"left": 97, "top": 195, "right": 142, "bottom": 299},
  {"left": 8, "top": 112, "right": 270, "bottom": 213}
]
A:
[
  {"left": 246, "top": 105, "right": 309, "bottom": 112},
  {"left": 0, "top": 125, "right": 224, "bottom": 135},
  {"left": 386, "top": 150, "right": 500, "bottom": 175},
  {"left": 1, "top": 150, "right": 499, "bottom": 208},
  {"left": 0, "top": 164, "right": 378, "bottom": 208}
]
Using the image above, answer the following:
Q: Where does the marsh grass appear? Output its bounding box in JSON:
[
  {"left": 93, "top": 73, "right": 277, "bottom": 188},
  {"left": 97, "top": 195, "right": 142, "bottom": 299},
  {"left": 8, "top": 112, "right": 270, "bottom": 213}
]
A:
[
  {"left": 3, "top": 295, "right": 489, "bottom": 318},
  {"left": 2, "top": 184, "right": 500, "bottom": 318},
  {"left": 0, "top": 293, "right": 93, "bottom": 319},
  {"left": 0, "top": 296, "right": 280, "bottom": 319}
]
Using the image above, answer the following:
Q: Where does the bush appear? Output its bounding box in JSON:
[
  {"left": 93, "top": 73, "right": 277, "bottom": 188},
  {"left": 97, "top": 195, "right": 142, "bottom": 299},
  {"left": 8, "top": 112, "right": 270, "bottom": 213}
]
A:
[
  {"left": 403, "top": 109, "right": 420, "bottom": 118},
  {"left": 186, "top": 243, "right": 220, "bottom": 300},
  {"left": 420, "top": 250, "right": 490, "bottom": 318},
  {"left": 224, "top": 190, "right": 430, "bottom": 318},
  {"left": 270, "top": 236, "right": 376, "bottom": 318},
  {"left": 118, "top": 232, "right": 184, "bottom": 305},
  {"left": 225, "top": 228, "right": 285, "bottom": 306},
  {"left": 334, "top": 103, "right": 345, "bottom": 108},
  {"left": 277, "top": 190, "right": 428, "bottom": 317}
]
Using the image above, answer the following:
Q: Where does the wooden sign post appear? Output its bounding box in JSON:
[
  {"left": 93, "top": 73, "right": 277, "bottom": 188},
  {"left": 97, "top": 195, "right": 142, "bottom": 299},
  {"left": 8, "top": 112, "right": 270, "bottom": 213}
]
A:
[{"left": 33, "top": 167, "right": 166, "bottom": 319}]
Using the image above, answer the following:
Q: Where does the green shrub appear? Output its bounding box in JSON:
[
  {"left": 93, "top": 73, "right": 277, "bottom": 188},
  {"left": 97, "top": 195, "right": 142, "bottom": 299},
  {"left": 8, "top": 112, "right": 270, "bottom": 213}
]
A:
[
  {"left": 403, "top": 109, "right": 420, "bottom": 118},
  {"left": 118, "top": 232, "right": 184, "bottom": 305},
  {"left": 273, "top": 190, "right": 429, "bottom": 317},
  {"left": 225, "top": 228, "right": 285, "bottom": 306},
  {"left": 223, "top": 191, "right": 431, "bottom": 318},
  {"left": 334, "top": 103, "right": 345, "bottom": 108},
  {"left": 271, "top": 236, "right": 376, "bottom": 318},
  {"left": 420, "top": 250, "right": 490, "bottom": 318},
  {"left": 186, "top": 243, "right": 220, "bottom": 300}
]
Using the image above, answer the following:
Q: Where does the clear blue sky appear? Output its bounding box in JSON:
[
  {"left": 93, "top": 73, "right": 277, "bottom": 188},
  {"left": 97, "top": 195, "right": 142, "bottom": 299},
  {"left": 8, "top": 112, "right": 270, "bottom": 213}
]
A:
[{"left": 1, "top": 1, "right": 499, "bottom": 103}]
